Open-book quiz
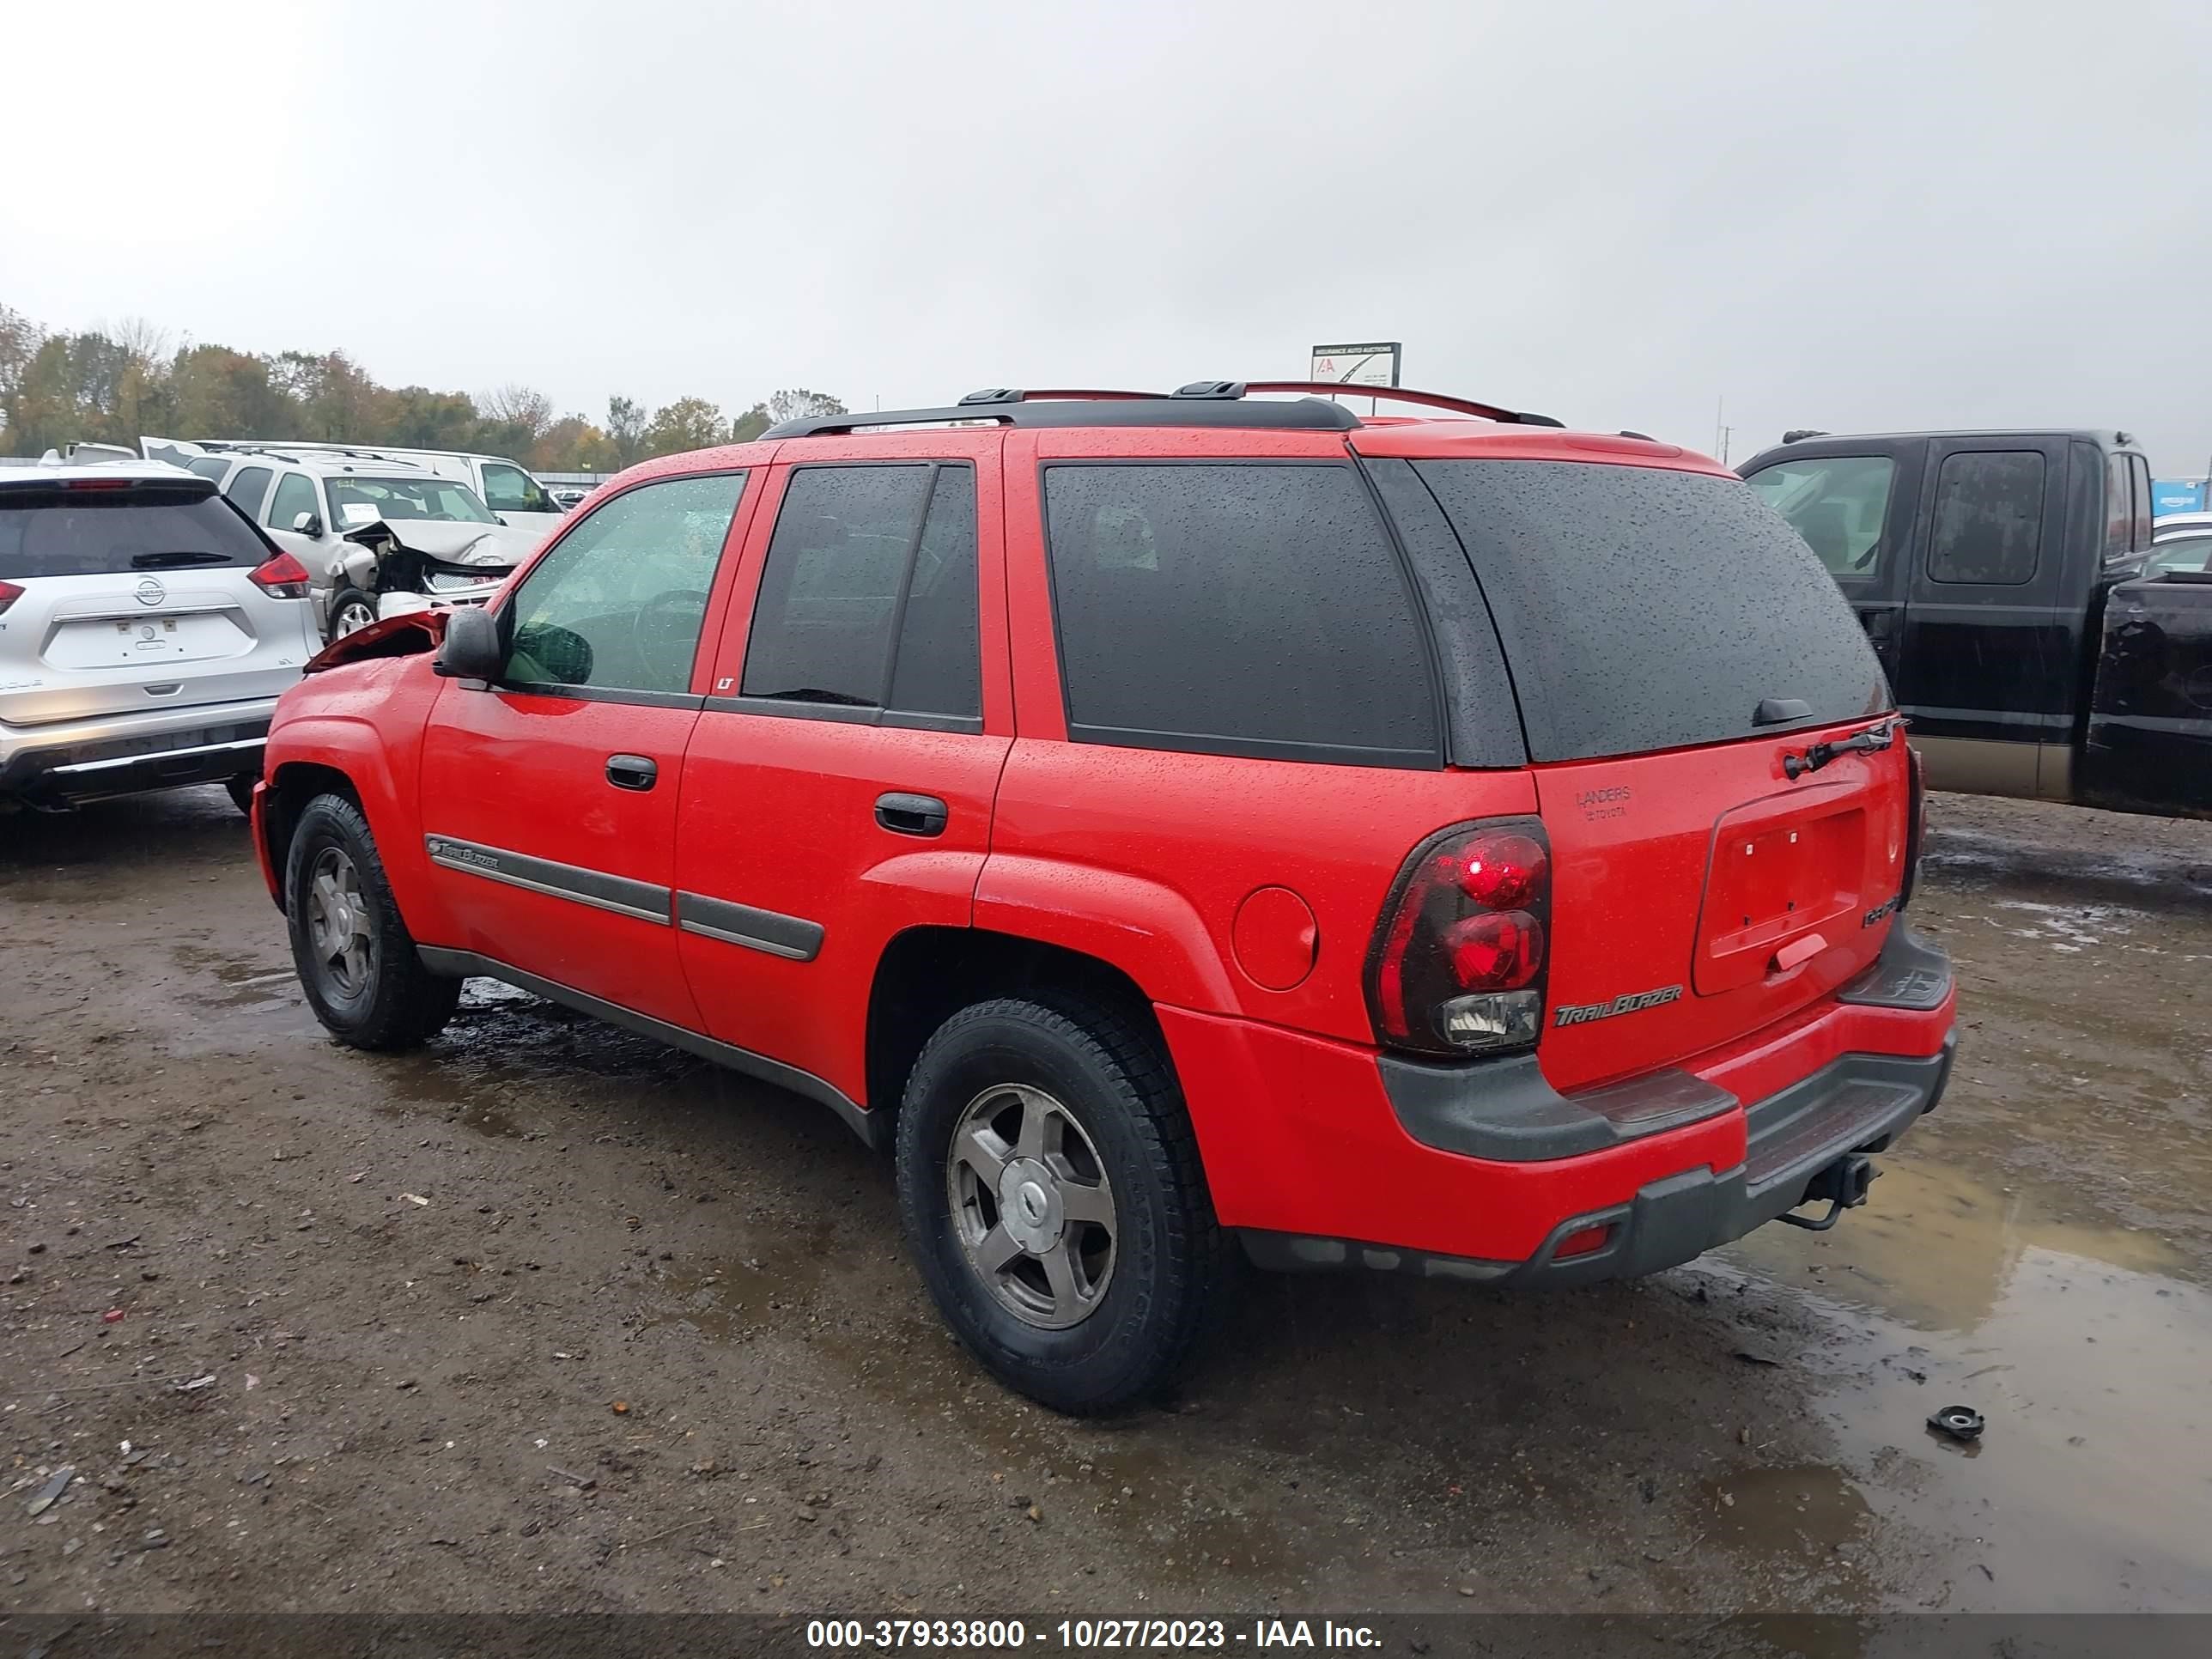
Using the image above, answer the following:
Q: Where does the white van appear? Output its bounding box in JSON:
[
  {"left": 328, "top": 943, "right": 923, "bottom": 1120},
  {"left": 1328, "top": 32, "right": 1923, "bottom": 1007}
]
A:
[{"left": 143, "top": 438, "right": 567, "bottom": 538}]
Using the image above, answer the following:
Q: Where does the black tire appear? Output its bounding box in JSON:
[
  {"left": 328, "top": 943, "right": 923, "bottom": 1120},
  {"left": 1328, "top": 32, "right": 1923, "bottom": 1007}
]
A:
[
  {"left": 284, "top": 793, "right": 460, "bottom": 1050},
  {"left": 325, "top": 586, "right": 378, "bottom": 641},
  {"left": 224, "top": 775, "right": 257, "bottom": 817},
  {"left": 895, "top": 993, "right": 1221, "bottom": 1414}
]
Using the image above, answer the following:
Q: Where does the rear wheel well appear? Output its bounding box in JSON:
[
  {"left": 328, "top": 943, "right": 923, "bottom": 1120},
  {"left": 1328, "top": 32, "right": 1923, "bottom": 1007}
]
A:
[
  {"left": 866, "top": 928, "right": 1169, "bottom": 1129},
  {"left": 261, "top": 763, "right": 361, "bottom": 911}
]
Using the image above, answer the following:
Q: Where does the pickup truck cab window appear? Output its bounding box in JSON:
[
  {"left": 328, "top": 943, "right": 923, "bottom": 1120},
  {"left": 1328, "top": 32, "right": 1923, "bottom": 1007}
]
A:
[
  {"left": 2105, "top": 452, "right": 2135, "bottom": 559},
  {"left": 1743, "top": 455, "right": 1894, "bottom": 577},
  {"left": 504, "top": 472, "right": 746, "bottom": 697},
  {"left": 1928, "top": 450, "right": 2043, "bottom": 585}
]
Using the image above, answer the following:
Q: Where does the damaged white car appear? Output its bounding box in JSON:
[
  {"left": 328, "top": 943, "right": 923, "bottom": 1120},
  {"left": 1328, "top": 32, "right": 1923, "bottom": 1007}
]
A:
[{"left": 143, "top": 441, "right": 541, "bottom": 639}]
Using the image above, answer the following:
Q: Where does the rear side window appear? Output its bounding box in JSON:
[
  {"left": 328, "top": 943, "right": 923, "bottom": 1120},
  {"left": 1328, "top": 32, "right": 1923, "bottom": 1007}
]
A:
[
  {"left": 2130, "top": 454, "right": 2153, "bottom": 553},
  {"left": 741, "top": 463, "right": 981, "bottom": 720},
  {"left": 1742, "top": 454, "right": 1895, "bottom": 577},
  {"left": 1042, "top": 463, "right": 1438, "bottom": 766},
  {"left": 1413, "top": 460, "right": 1887, "bottom": 763},
  {"left": 1929, "top": 451, "right": 2044, "bottom": 584},
  {"left": 0, "top": 483, "right": 270, "bottom": 578},
  {"left": 225, "top": 465, "right": 274, "bottom": 520}
]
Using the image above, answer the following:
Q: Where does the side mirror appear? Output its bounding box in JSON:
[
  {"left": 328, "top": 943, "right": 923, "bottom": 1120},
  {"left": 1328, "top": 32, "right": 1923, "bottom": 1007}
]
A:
[
  {"left": 293, "top": 512, "right": 324, "bottom": 537},
  {"left": 495, "top": 514, "right": 511, "bottom": 526},
  {"left": 434, "top": 605, "right": 506, "bottom": 683}
]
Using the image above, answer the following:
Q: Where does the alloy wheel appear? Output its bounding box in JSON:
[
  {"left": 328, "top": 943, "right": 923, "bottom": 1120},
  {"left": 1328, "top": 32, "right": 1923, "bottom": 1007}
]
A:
[
  {"left": 305, "top": 845, "right": 374, "bottom": 999},
  {"left": 945, "top": 1083, "right": 1117, "bottom": 1330}
]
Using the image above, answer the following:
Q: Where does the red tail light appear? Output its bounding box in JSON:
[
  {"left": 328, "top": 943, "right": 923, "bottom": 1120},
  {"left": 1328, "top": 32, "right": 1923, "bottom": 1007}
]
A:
[
  {"left": 1367, "top": 819, "right": 1552, "bottom": 1056},
  {"left": 249, "top": 550, "right": 313, "bottom": 599},
  {"left": 0, "top": 580, "right": 21, "bottom": 617}
]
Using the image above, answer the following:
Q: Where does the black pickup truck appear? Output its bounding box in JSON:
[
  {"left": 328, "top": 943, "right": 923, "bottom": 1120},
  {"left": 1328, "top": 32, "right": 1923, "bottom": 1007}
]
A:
[{"left": 1741, "top": 428, "right": 2212, "bottom": 817}]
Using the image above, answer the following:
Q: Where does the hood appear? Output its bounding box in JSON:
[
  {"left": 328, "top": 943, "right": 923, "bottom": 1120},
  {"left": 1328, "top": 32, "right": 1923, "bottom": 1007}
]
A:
[{"left": 341, "top": 518, "right": 542, "bottom": 564}]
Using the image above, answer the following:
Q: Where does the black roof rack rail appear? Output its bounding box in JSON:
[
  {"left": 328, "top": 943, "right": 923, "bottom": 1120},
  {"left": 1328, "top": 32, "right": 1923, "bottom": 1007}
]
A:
[
  {"left": 763, "top": 388, "right": 1358, "bottom": 439},
  {"left": 762, "top": 381, "right": 1563, "bottom": 440}
]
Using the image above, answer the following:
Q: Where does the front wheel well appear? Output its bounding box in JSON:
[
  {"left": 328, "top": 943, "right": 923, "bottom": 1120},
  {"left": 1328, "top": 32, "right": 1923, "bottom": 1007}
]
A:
[
  {"left": 260, "top": 762, "right": 361, "bottom": 911},
  {"left": 866, "top": 928, "right": 1169, "bottom": 1130}
]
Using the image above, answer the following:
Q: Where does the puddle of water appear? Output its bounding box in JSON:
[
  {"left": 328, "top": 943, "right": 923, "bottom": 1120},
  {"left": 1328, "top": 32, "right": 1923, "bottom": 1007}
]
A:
[
  {"left": 1987, "top": 899, "right": 2140, "bottom": 953},
  {"left": 1723, "top": 1152, "right": 2191, "bottom": 1332},
  {"left": 159, "top": 940, "right": 321, "bottom": 1051},
  {"left": 1717, "top": 1149, "right": 2212, "bottom": 1611},
  {"left": 639, "top": 1238, "right": 840, "bottom": 1341},
  {"left": 1819, "top": 1248, "right": 2212, "bottom": 1611},
  {"left": 1705, "top": 1464, "right": 1871, "bottom": 1563}
]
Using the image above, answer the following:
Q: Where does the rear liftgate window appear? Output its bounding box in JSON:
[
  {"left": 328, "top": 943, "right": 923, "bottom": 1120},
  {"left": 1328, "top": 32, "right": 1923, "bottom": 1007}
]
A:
[
  {"left": 1042, "top": 463, "right": 1441, "bottom": 767},
  {"left": 1413, "top": 460, "right": 1889, "bottom": 763},
  {"left": 0, "top": 485, "right": 269, "bottom": 579}
]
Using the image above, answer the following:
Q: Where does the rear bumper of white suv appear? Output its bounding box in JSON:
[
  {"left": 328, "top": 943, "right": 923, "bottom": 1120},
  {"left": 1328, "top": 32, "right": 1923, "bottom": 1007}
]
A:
[{"left": 0, "top": 697, "right": 276, "bottom": 807}]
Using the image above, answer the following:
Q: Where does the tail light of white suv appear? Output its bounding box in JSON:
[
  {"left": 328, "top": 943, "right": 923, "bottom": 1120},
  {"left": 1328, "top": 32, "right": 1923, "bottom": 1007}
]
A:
[
  {"left": 1366, "top": 818, "right": 1553, "bottom": 1057},
  {"left": 248, "top": 551, "right": 314, "bottom": 599}
]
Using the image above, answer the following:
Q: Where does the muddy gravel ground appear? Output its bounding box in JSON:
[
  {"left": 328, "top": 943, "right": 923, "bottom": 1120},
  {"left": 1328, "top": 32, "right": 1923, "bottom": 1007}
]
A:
[{"left": 3, "top": 789, "right": 2208, "bottom": 1620}]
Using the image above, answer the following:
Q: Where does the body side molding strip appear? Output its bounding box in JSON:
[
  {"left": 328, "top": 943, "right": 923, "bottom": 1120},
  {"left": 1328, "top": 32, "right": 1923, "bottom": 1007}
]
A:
[
  {"left": 674, "top": 890, "right": 824, "bottom": 961},
  {"left": 423, "top": 834, "right": 671, "bottom": 926}
]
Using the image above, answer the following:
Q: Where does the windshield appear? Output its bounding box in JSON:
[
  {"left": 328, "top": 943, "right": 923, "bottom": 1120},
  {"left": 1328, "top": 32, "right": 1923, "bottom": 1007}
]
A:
[
  {"left": 2144, "top": 536, "right": 2212, "bottom": 578},
  {"left": 325, "top": 475, "right": 497, "bottom": 528}
]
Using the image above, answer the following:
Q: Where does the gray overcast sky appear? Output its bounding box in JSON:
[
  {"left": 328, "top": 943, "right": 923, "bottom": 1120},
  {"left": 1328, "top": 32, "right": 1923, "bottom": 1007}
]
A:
[{"left": 5, "top": 0, "right": 2209, "bottom": 471}]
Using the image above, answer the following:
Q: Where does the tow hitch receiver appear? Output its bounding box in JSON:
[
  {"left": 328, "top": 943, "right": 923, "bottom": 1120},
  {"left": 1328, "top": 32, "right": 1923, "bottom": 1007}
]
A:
[{"left": 1779, "top": 1152, "right": 1880, "bottom": 1232}]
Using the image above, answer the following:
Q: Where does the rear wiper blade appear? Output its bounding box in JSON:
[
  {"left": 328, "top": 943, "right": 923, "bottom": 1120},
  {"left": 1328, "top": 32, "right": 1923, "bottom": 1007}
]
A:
[
  {"left": 130, "top": 550, "right": 233, "bottom": 568},
  {"left": 751, "top": 686, "right": 878, "bottom": 708},
  {"left": 1784, "top": 718, "right": 1898, "bottom": 780}
]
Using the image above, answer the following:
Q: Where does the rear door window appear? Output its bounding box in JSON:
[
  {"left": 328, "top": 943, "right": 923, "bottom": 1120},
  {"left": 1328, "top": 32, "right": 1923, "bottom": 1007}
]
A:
[
  {"left": 1413, "top": 460, "right": 1887, "bottom": 763},
  {"left": 0, "top": 483, "right": 270, "bottom": 578},
  {"left": 741, "top": 463, "right": 981, "bottom": 720},
  {"left": 1041, "top": 463, "right": 1439, "bottom": 766},
  {"left": 1742, "top": 454, "right": 1895, "bottom": 577},
  {"left": 2130, "top": 454, "right": 2154, "bottom": 553},
  {"left": 1929, "top": 451, "right": 2045, "bottom": 585},
  {"left": 224, "top": 465, "right": 275, "bottom": 520},
  {"left": 886, "top": 468, "right": 981, "bottom": 718}
]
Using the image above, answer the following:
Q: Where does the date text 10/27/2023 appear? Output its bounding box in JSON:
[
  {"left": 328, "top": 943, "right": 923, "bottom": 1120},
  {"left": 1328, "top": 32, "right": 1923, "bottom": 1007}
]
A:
[{"left": 806, "top": 1620, "right": 1382, "bottom": 1650}]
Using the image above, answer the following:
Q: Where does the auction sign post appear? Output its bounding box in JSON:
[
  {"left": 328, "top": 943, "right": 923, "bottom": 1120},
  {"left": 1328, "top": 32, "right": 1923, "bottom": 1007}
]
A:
[{"left": 1307, "top": 342, "right": 1401, "bottom": 387}]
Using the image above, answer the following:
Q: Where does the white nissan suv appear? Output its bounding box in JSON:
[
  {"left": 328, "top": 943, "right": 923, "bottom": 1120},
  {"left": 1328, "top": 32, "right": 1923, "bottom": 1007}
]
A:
[{"left": 0, "top": 460, "right": 319, "bottom": 812}]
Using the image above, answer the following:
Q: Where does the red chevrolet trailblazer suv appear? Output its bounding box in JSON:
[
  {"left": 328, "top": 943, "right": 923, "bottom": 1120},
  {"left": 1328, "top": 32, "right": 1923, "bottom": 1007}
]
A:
[{"left": 254, "top": 381, "right": 1956, "bottom": 1413}]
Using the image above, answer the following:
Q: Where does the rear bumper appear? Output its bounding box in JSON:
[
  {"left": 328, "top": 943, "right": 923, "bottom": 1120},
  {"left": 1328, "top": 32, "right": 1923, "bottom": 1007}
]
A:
[
  {"left": 1242, "top": 1036, "right": 1954, "bottom": 1287},
  {"left": 1158, "top": 921, "right": 1956, "bottom": 1285},
  {"left": 0, "top": 700, "right": 276, "bottom": 805}
]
